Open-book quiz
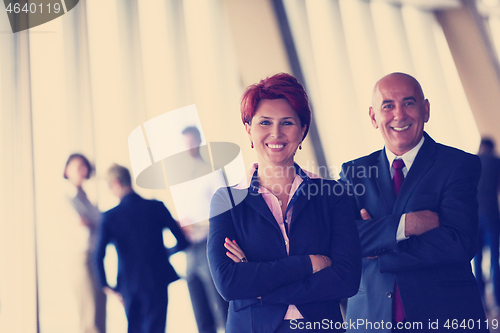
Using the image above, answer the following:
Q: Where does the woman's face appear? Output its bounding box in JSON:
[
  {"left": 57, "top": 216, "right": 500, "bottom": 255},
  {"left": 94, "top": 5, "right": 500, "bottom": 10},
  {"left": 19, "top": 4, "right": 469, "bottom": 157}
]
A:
[
  {"left": 65, "top": 157, "right": 89, "bottom": 187},
  {"left": 245, "top": 99, "right": 305, "bottom": 168}
]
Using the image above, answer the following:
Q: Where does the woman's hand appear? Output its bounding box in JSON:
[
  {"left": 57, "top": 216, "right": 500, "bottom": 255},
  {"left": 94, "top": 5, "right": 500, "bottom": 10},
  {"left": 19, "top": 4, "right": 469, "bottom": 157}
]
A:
[
  {"left": 309, "top": 254, "right": 332, "bottom": 273},
  {"left": 224, "top": 237, "right": 248, "bottom": 263}
]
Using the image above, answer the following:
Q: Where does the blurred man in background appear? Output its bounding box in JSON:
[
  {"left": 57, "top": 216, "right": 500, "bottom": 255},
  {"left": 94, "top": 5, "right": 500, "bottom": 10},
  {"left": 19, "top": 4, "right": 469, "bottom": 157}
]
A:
[
  {"left": 95, "top": 164, "right": 189, "bottom": 333},
  {"left": 180, "top": 126, "right": 228, "bottom": 333},
  {"left": 474, "top": 138, "right": 500, "bottom": 311}
]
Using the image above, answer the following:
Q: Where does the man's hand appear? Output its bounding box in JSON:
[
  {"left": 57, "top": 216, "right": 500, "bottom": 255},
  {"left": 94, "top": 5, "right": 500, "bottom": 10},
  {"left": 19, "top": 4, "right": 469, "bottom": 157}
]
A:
[
  {"left": 80, "top": 217, "right": 90, "bottom": 227},
  {"left": 359, "top": 209, "right": 377, "bottom": 259},
  {"left": 309, "top": 254, "right": 332, "bottom": 273},
  {"left": 104, "top": 286, "right": 124, "bottom": 306},
  {"left": 405, "top": 210, "right": 439, "bottom": 237}
]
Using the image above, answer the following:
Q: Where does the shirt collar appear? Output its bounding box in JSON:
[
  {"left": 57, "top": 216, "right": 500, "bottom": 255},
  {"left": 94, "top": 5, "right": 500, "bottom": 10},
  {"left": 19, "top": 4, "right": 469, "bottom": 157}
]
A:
[
  {"left": 385, "top": 135, "right": 425, "bottom": 172},
  {"left": 120, "top": 191, "right": 139, "bottom": 203},
  {"left": 234, "top": 163, "right": 319, "bottom": 192}
]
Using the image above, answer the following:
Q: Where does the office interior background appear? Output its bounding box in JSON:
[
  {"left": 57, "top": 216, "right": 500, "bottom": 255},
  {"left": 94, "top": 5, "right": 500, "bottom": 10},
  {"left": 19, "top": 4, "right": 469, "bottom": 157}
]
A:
[{"left": 2, "top": 0, "right": 500, "bottom": 332}]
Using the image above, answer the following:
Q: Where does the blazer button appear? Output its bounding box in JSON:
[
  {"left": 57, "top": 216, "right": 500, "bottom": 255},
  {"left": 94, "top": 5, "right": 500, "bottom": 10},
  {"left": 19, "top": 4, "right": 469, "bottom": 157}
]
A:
[{"left": 386, "top": 292, "right": 392, "bottom": 299}]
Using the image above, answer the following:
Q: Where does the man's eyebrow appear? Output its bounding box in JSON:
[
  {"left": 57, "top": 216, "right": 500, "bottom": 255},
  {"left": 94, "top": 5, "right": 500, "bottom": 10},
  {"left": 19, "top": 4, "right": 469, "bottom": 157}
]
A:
[{"left": 381, "top": 97, "right": 417, "bottom": 105}]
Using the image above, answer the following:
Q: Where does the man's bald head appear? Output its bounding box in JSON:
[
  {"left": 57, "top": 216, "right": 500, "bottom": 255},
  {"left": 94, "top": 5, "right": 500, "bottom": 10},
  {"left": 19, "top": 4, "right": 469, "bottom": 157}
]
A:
[{"left": 372, "top": 72, "right": 425, "bottom": 106}]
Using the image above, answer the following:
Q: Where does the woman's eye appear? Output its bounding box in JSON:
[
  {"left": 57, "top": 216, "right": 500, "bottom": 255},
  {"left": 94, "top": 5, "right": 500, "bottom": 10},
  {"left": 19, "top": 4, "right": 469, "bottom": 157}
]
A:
[
  {"left": 260, "top": 120, "right": 271, "bottom": 125},
  {"left": 282, "top": 121, "right": 294, "bottom": 126}
]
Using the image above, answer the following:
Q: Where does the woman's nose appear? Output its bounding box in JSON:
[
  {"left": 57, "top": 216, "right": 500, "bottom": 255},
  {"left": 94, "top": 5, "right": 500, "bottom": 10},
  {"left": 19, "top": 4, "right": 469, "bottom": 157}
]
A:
[{"left": 270, "top": 124, "right": 281, "bottom": 138}]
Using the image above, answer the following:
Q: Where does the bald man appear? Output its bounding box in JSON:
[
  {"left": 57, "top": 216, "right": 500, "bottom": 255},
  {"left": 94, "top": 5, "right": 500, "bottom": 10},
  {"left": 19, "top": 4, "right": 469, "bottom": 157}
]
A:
[{"left": 339, "top": 73, "right": 487, "bottom": 332}]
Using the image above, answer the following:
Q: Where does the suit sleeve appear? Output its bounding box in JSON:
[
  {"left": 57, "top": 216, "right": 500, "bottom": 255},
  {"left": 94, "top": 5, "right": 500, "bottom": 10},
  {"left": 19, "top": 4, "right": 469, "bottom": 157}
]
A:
[
  {"left": 259, "top": 193, "right": 362, "bottom": 305},
  {"left": 207, "top": 188, "right": 313, "bottom": 301},
  {"left": 378, "top": 154, "right": 481, "bottom": 272},
  {"left": 94, "top": 214, "right": 112, "bottom": 289},
  {"left": 159, "top": 202, "right": 190, "bottom": 254},
  {"left": 339, "top": 164, "right": 400, "bottom": 258}
]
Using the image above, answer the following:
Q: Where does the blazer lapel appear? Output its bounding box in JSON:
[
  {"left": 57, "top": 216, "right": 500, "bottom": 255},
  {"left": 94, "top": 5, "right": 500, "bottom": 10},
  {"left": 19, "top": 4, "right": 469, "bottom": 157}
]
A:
[
  {"left": 394, "top": 133, "right": 437, "bottom": 213},
  {"left": 287, "top": 165, "right": 312, "bottom": 231},
  {"left": 238, "top": 168, "right": 281, "bottom": 231},
  {"left": 375, "top": 149, "right": 396, "bottom": 210},
  {"left": 289, "top": 182, "right": 309, "bottom": 228},
  {"left": 243, "top": 192, "right": 281, "bottom": 232}
]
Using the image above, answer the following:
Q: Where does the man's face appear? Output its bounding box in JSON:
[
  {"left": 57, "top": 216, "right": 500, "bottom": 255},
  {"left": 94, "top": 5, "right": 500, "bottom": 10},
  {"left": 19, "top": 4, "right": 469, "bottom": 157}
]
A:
[
  {"left": 183, "top": 133, "right": 201, "bottom": 158},
  {"left": 369, "top": 74, "right": 430, "bottom": 156}
]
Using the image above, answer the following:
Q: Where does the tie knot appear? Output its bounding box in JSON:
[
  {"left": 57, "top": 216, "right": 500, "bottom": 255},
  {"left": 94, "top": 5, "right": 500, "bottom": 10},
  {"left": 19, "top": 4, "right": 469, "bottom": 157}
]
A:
[{"left": 393, "top": 158, "right": 405, "bottom": 170}]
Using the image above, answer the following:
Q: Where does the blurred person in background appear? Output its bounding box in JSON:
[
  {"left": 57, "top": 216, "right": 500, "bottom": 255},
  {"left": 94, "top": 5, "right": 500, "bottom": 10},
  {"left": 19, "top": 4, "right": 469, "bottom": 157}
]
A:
[
  {"left": 94, "top": 163, "right": 190, "bottom": 333},
  {"left": 474, "top": 137, "right": 500, "bottom": 311},
  {"left": 180, "top": 126, "right": 229, "bottom": 333},
  {"left": 208, "top": 73, "right": 361, "bottom": 332},
  {"left": 63, "top": 153, "right": 106, "bottom": 333}
]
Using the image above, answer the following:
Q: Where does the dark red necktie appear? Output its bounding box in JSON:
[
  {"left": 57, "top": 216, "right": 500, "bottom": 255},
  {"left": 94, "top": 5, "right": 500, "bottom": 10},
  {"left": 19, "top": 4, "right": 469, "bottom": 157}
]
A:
[
  {"left": 392, "top": 158, "right": 406, "bottom": 322},
  {"left": 393, "top": 158, "right": 405, "bottom": 195}
]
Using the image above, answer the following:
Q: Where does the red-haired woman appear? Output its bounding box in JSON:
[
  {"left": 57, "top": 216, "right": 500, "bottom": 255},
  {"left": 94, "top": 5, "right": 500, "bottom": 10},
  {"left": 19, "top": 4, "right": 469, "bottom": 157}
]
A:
[{"left": 208, "top": 73, "right": 361, "bottom": 332}]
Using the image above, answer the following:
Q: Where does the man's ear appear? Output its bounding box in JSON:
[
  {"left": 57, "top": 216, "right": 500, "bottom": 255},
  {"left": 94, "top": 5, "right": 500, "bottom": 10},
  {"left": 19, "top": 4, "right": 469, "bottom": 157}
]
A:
[
  {"left": 108, "top": 178, "right": 118, "bottom": 190},
  {"left": 423, "top": 99, "right": 430, "bottom": 123},
  {"left": 369, "top": 107, "right": 378, "bottom": 129}
]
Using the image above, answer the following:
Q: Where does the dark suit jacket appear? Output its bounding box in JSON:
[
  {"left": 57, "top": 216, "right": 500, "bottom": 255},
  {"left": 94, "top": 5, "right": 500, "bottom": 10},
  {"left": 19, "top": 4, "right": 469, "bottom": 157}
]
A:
[
  {"left": 478, "top": 153, "right": 500, "bottom": 227},
  {"left": 208, "top": 165, "right": 361, "bottom": 333},
  {"left": 339, "top": 133, "right": 486, "bottom": 332},
  {"left": 95, "top": 192, "right": 189, "bottom": 298}
]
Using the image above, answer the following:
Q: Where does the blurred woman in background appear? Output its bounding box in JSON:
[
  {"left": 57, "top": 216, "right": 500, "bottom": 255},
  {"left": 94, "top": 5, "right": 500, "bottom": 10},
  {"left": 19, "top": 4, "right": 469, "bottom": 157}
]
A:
[{"left": 63, "top": 153, "right": 106, "bottom": 333}]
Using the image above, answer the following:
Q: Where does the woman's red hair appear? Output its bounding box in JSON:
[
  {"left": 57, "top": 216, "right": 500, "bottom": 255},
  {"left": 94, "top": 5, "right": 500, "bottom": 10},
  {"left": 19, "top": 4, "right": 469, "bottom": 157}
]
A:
[{"left": 240, "top": 73, "right": 311, "bottom": 140}]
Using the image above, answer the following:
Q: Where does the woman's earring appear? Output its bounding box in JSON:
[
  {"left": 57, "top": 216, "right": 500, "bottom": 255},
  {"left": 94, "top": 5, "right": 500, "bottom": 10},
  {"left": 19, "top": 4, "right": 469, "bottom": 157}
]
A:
[
  {"left": 299, "top": 144, "right": 302, "bottom": 150},
  {"left": 251, "top": 142, "right": 254, "bottom": 149}
]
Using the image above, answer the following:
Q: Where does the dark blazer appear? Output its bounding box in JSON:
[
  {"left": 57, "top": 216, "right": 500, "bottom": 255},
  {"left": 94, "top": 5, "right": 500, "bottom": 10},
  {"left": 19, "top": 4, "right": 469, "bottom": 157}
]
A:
[
  {"left": 208, "top": 165, "right": 361, "bottom": 333},
  {"left": 95, "top": 192, "right": 189, "bottom": 298},
  {"left": 477, "top": 153, "right": 500, "bottom": 225},
  {"left": 340, "top": 133, "right": 487, "bottom": 332}
]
